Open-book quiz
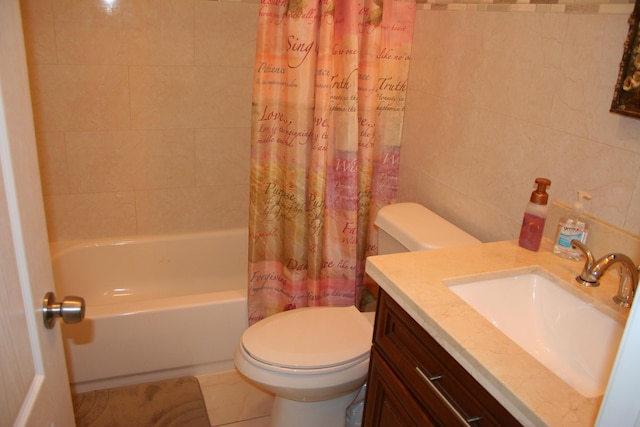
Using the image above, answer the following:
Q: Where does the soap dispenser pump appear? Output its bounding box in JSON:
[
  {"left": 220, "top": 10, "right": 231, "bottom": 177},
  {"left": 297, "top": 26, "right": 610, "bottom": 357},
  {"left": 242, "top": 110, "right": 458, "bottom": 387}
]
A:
[{"left": 518, "top": 177, "right": 551, "bottom": 251}]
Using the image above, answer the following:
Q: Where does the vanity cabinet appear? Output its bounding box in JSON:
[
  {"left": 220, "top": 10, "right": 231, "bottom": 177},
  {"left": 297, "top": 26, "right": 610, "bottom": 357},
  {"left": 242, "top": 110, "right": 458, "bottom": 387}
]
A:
[{"left": 362, "top": 289, "right": 521, "bottom": 426}]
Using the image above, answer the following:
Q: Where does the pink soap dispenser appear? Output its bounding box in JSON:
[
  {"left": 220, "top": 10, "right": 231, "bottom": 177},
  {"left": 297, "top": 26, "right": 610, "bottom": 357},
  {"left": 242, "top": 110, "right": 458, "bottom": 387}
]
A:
[{"left": 518, "top": 177, "right": 551, "bottom": 251}]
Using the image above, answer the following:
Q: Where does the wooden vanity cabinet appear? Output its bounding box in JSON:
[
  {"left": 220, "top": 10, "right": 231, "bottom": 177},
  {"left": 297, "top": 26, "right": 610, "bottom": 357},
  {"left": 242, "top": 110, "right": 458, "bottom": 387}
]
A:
[{"left": 362, "top": 289, "right": 522, "bottom": 427}]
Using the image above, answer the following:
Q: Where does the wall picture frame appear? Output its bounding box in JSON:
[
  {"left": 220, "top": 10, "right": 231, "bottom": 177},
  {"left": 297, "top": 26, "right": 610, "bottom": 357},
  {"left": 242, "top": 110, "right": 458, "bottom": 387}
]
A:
[{"left": 611, "top": 0, "right": 640, "bottom": 119}]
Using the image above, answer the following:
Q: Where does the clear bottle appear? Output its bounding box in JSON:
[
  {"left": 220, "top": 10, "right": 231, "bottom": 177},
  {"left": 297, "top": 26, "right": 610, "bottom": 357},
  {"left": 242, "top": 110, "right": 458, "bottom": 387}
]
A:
[
  {"left": 553, "top": 191, "right": 591, "bottom": 261},
  {"left": 518, "top": 177, "right": 551, "bottom": 252}
]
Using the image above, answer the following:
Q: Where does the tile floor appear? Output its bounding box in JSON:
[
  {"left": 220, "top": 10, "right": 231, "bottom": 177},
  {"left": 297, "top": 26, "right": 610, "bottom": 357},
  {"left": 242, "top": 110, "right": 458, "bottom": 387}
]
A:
[{"left": 196, "top": 370, "right": 273, "bottom": 427}]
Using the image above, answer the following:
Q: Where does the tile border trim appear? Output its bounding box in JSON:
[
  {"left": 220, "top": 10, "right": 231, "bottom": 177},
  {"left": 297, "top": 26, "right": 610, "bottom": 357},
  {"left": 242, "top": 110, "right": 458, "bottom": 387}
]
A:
[
  {"left": 416, "top": 1, "right": 634, "bottom": 14},
  {"left": 216, "top": 0, "right": 635, "bottom": 15}
]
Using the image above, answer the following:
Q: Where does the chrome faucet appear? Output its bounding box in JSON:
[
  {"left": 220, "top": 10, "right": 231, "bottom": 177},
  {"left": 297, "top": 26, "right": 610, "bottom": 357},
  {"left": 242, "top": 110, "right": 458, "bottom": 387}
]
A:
[{"left": 571, "top": 240, "right": 640, "bottom": 308}]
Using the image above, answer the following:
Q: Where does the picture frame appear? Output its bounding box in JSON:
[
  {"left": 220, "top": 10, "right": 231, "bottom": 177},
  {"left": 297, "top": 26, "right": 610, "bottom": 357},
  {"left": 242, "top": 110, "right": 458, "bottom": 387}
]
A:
[{"left": 611, "top": 0, "right": 640, "bottom": 119}]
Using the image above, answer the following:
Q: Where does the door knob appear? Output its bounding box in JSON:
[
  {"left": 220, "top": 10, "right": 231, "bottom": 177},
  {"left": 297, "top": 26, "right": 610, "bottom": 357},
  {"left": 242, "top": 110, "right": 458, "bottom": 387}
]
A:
[{"left": 42, "top": 292, "right": 85, "bottom": 329}]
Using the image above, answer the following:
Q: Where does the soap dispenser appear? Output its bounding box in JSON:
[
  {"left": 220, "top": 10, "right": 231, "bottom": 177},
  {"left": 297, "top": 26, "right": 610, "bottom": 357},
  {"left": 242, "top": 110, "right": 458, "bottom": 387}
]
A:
[
  {"left": 518, "top": 177, "right": 551, "bottom": 252},
  {"left": 553, "top": 191, "right": 592, "bottom": 261}
]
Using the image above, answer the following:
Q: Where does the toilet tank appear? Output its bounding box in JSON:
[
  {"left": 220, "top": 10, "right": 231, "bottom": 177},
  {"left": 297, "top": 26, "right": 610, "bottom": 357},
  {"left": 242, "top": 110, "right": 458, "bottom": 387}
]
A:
[{"left": 375, "top": 202, "right": 481, "bottom": 255}]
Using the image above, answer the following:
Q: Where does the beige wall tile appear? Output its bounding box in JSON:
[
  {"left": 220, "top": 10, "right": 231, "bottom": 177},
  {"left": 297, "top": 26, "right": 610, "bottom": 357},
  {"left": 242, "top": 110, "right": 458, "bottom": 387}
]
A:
[
  {"left": 66, "top": 131, "right": 135, "bottom": 193},
  {"left": 43, "top": 192, "right": 137, "bottom": 241},
  {"left": 21, "top": 0, "right": 255, "bottom": 240},
  {"left": 399, "top": 10, "right": 640, "bottom": 240},
  {"left": 20, "top": 0, "right": 58, "bottom": 65},
  {"left": 195, "top": 128, "right": 250, "bottom": 186},
  {"left": 135, "top": 185, "right": 249, "bottom": 235},
  {"left": 22, "top": 0, "right": 640, "bottom": 242},
  {"left": 35, "top": 132, "right": 69, "bottom": 195},
  {"left": 195, "top": 1, "right": 258, "bottom": 67},
  {"left": 130, "top": 129, "right": 196, "bottom": 190},
  {"left": 28, "top": 64, "right": 131, "bottom": 132},
  {"left": 65, "top": 129, "right": 196, "bottom": 193},
  {"left": 52, "top": 0, "right": 194, "bottom": 65},
  {"left": 129, "top": 65, "right": 253, "bottom": 130},
  {"left": 628, "top": 177, "right": 640, "bottom": 233}
]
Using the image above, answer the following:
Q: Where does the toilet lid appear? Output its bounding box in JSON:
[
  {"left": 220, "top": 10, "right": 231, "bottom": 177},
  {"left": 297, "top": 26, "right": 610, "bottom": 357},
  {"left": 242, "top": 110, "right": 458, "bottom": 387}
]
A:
[{"left": 242, "top": 306, "right": 373, "bottom": 369}]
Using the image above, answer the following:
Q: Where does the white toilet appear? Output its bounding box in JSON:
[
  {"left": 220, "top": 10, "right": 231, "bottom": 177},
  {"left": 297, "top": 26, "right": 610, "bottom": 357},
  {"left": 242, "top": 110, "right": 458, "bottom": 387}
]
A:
[{"left": 234, "top": 202, "right": 480, "bottom": 427}]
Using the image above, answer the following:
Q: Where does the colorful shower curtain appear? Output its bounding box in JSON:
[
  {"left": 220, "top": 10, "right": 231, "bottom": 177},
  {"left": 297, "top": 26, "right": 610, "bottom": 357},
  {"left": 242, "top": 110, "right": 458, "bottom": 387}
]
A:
[{"left": 248, "top": 0, "right": 416, "bottom": 325}]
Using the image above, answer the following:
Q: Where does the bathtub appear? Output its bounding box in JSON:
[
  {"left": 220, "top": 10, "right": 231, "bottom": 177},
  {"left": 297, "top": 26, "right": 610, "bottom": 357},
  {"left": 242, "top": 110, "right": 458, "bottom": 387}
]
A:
[{"left": 51, "top": 228, "right": 249, "bottom": 393}]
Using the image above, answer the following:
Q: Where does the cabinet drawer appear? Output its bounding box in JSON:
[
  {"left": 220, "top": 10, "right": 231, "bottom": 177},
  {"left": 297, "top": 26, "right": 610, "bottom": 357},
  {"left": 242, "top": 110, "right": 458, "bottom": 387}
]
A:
[
  {"left": 363, "top": 348, "right": 437, "bottom": 427},
  {"left": 374, "top": 290, "right": 521, "bottom": 426}
]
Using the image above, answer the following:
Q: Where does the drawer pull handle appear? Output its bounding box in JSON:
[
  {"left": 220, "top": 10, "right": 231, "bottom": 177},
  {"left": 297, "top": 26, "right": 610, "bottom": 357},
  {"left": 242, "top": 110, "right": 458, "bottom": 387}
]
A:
[{"left": 415, "top": 366, "right": 480, "bottom": 426}]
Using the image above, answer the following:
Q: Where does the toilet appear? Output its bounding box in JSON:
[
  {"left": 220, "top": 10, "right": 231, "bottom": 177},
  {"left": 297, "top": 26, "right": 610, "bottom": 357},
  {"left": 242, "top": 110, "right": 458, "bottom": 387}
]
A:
[{"left": 234, "top": 202, "right": 480, "bottom": 427}]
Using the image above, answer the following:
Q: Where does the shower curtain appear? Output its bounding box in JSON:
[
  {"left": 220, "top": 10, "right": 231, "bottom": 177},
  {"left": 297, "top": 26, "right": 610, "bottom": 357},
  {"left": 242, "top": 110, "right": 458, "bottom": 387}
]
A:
[{"left": 248, "top": 0, "right": 416, "bottom": 325}]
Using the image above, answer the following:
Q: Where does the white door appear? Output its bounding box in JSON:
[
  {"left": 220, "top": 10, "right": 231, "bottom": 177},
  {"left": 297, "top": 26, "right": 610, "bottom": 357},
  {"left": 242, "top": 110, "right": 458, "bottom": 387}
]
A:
[{"left": 0, "top": 0, "right": 76, "bottom": 425}]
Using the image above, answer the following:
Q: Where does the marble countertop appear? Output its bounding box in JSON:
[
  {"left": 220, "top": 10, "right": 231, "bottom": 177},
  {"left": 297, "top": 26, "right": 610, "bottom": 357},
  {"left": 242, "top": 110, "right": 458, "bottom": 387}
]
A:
[{"left": 365, "top": 239, "right": 629, "bottom": 426}]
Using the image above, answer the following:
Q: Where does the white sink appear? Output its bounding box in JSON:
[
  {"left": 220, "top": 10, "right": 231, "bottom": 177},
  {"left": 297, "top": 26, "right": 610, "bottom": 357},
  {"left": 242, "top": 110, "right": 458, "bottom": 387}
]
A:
[{"left": 448, "top": 270, "right": 624, "bottom": 398}]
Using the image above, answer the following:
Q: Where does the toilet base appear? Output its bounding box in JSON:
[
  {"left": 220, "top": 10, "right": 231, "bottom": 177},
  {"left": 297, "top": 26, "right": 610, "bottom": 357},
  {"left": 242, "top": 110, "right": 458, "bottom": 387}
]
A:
[{"left": 270, "top": 388, "right": 360, "bottom": 427}]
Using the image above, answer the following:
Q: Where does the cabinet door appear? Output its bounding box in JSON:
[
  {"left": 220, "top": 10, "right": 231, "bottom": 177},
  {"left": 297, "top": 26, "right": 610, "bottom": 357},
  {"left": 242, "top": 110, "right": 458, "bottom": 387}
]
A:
[
  {"left": 363, "top": 348, "right": 437, "bottom": 427},
  {"left": 370, "top": 290, "right": 522, "bottom": 426}
]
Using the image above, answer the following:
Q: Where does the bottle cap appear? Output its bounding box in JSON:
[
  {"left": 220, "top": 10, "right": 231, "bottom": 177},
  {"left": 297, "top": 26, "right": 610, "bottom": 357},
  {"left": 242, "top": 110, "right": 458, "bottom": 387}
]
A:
[{"left": 530, "top": 177, "right": 551, "bottom": 205}]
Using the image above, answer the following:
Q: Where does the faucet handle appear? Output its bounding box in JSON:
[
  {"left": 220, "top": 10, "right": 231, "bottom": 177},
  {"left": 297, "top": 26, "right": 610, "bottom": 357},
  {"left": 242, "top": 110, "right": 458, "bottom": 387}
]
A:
[
  {"left": 611, "top": 259, "right": 640, "bottom": 308},
  {"left": 571, "top": 240, "right": 599, "bottom": 287}
]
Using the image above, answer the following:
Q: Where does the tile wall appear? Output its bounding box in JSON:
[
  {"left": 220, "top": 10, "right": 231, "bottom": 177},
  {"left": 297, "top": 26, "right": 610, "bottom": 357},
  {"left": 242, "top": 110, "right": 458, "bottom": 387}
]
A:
[
  {"left": 20, "top": 0, "right": 640, "bottom": 246},
  {"left": 399, "top": 2, "right": 640, "bottom": 244},
  {"left": 20, "top": 0, "right": 257, "bottom": 241}
]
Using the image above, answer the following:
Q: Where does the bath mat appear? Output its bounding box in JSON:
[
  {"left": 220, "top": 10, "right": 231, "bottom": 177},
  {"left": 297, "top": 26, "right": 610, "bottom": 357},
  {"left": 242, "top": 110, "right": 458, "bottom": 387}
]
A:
[{"left": 72, "top": 376, "right": 211, "bottom": 427}]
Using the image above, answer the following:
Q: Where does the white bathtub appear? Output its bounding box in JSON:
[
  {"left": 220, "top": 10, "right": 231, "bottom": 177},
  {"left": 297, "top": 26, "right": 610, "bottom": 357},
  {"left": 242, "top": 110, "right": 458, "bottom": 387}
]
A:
[{"left": 51, "top": 228, "right": 249, "bottom": 393}]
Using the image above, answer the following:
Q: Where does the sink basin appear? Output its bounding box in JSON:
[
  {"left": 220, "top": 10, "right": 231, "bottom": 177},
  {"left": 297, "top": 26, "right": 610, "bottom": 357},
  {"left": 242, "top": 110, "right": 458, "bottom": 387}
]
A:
[{"left": 447, "top": 270, "right": 624, "bottom": 398}]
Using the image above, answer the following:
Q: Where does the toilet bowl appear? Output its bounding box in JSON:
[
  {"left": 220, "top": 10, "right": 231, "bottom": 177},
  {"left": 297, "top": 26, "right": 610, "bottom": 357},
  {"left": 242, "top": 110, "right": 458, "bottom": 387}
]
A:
[
  {"left": 234, "top": 306, "right": 374, "bottom": 427},
  {"left": 235, "top": 202, "right": 480, "bottom": 427}
]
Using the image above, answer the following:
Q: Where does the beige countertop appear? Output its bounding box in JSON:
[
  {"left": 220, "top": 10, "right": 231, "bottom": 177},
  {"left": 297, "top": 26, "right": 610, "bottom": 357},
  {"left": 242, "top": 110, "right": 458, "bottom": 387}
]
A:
[{"left": 365, "top": 239, "right": 629, "bottom": 426}]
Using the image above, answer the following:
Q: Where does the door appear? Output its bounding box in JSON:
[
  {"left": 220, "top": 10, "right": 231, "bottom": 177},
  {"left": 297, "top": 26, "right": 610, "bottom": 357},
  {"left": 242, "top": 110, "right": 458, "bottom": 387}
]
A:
[{"left": 0, "top": 0, "right": 75, "bottom": 425}]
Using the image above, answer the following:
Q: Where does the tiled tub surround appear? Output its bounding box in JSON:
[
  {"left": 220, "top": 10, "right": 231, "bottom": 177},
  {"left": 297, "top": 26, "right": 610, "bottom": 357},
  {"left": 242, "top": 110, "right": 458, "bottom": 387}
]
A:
[
  {"left": 19, "top": 0, "right": 640, "bottom": 243},
  {"left": 365, "top": 239, "right": 630, "bottom": 426},
  {"left": 20, "top": 0, "right": 257, "bottom": 241}
]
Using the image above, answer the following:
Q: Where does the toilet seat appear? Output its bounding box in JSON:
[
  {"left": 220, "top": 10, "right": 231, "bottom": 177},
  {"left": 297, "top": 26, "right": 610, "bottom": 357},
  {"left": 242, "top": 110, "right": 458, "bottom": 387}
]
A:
[
  {"left": 238, "top": 344, "right": 370, "bottom": 375},
  {"left": 241, "top": 306, "right": 373, "bottom": 371}
]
